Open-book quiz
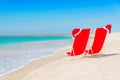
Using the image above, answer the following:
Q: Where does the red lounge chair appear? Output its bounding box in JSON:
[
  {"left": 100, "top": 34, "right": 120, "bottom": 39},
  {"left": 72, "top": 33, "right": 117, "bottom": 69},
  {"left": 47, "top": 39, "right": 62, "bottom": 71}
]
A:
[
  {"left": 85, "top": 24, "right": 112, "bottom": 55},
  {"left": 67, "top": 28, "right": 91, "bottom": 56}
]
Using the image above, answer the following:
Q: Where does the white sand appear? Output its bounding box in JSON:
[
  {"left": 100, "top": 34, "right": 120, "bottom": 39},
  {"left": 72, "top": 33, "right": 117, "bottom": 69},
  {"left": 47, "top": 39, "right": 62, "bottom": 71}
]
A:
[{"left": 0, "top": 32, "right": 120, "bottom": 80}]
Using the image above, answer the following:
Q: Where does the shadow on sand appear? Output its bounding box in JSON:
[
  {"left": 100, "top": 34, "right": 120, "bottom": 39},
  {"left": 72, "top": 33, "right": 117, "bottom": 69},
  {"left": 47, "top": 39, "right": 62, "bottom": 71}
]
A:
[
  {"left": 85, "top": 53, "right": 120, "bottom": 58},
  {"left": 67, "top": 53, "right": 120, "bottom": 61}
]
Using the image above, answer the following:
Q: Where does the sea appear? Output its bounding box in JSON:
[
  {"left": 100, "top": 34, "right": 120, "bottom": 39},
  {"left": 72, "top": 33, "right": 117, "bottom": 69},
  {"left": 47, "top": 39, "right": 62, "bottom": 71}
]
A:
[{"left": 0, "top": 36, "right": 72, "bottom": 76}]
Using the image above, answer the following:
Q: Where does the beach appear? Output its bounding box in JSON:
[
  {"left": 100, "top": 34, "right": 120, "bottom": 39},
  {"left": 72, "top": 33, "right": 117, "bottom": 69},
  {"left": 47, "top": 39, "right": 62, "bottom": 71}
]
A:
[{"left": 0, "top": 32, "right": 120, "bottom": 80}]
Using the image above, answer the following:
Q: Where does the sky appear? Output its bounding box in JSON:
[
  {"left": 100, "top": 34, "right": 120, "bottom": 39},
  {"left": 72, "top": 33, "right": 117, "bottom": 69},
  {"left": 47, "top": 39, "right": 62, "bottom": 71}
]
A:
[{"left": 0, "top": 0, "right": 120, "bottom": 35}]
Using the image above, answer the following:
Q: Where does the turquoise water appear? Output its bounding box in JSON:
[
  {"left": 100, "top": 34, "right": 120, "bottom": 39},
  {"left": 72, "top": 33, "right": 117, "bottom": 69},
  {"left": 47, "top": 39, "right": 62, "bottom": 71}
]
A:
[
  {"left": 0, "top": 36, "right": 72, "bottom": 76},
  {"left": 0, "top": 36, "right": 71, "bottom": 46}
]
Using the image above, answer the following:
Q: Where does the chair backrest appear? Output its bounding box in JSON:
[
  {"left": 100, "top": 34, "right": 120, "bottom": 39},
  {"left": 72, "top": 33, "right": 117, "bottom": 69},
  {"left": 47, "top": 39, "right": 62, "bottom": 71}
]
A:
[
  {"left": 72, "top": 28, "right": 91, "bottom": 56},
  {"left": 91, "top": 24, "right": 112, "bottom": 54},
  {"left": 91, "top": 28, "right": 107, "bottom": 54}
]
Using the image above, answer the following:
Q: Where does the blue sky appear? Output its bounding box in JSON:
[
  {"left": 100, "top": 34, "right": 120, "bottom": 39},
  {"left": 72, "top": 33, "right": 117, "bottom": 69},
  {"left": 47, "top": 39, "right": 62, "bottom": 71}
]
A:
[{"left": 0, "top": 0, "right": 120, "bottom": 35}]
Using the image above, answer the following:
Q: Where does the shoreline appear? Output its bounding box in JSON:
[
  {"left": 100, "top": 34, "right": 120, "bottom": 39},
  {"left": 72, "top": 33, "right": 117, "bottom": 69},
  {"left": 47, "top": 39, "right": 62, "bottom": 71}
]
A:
[
  {"left": 0, "top": 46, "right": 71, "bottom": 80},
  {"left": 0, "top": 40, "right": 72, "bottom": 76}
]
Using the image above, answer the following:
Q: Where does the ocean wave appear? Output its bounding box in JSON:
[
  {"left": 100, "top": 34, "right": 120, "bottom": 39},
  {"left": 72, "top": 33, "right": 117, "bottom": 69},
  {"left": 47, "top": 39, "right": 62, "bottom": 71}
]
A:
[{"left": 0, "top": 40, "right": 72, "bottom": 76}]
